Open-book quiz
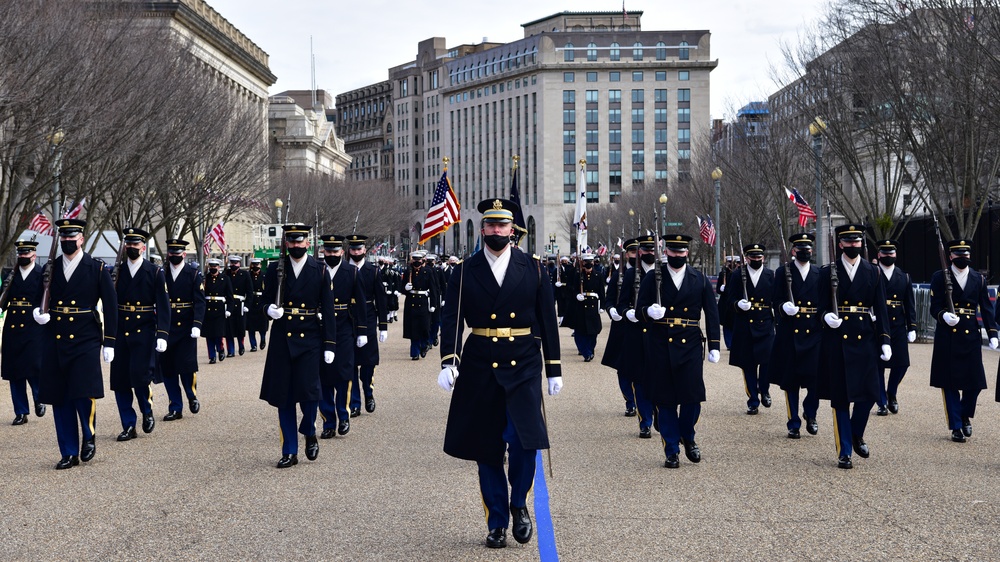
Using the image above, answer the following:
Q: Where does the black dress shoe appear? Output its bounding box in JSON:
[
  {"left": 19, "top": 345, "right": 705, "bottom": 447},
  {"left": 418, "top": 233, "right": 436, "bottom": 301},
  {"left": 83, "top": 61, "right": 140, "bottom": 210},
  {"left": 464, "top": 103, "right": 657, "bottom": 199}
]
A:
[
  {"left": 226, "top": 353, "right": 235, "bottom": 358},
  {"left": 876, "top": 405, "right": 889, "bottom": 416},
  {"left": 338, "top": 419, "right": 350, "bottom": 435},
  {"left": 639, "top": 427, "right": 652, "bottom": 439},
  {"left": 411, "top": 356, "right": 419, "bottom": 361},
  {"left": 805, "top": 417, "right": 819, "bottom": 435},
  {"left": 238, "top": 348, "right": 245, "bottom": 356},
  {"left": 260, "top": 341, "right": 266, "bottom": 350},
  {"left": 511, "top": 506, "right": 533, "bottom": 544},
  {"left": 787, "top": 428, "right": 801, "bottom": 439},
  {"left": 365, "top": 396, "right": 376, "bottom": 413},
  {"left": 419, "top": 348, "right": 427, "bottom": 358},
  {"left": 624, "top": 407, "right": 637, "bottom": 417},
  {"left": 81, "top": 439, "right": 96, "bottom": 462},
  {"left": 117, "top": 427, "right": 137, "bottom": 441},
  {"left": 887, "top": 395, "right": 899, "bottom": 414},
  {"left": 962, "top": 417, "right": 973, "bottom": 437},
  {"left": 952, "top": 429, "right": 967, "bottom": 442},
  {"left": 681, "top": 439, "right": 701, "bottom": 463},
  {"left": 163, "top": 411, "right": 183, "bottom": 421},
  {"left": 305, "top": 435, "right": 319, "bottom": 461},
  {"left": 761, "top": 393, "right": 772, "bottom": 408},
  {"left": 746, "top": 406, "right": 759, "bottom": 415},
  {"left": 190, "top": 399, "right": 201, "bottom": 414},
  {"left": 142, "top": 413, "right": 155, "bottom": 434},
  {"left": 276, "top": 454, "right": 298, "bottom": 468},
  {"left": 433, "top": 337, "right": 439, "bottom": 347},
  {"left": 485, "top": 528, "right": 507, "bottom": 549},
  {"left": 664, "top": 454, "right": 680, "bottom": 469},
  {"left": 583, "top": 354, "right": 593, "bottom": 362},
  {"left": 853, "top": 436, "right": 870, "bottom": 458},
  {"left": 55, "top": 456, "right": 79, "bottom": 470},
  {"left": 209, "top": 358, "right": 217, "bottom": 364},
  {"left": 320, "top": 428, "right": 336, "bottom": 439},
  {"left": 35, "top": 403, "right": 46, "bottom": 417},
  {"left": 350, "top": 408, "right": 360, "bottom": 418},
  {"left": 838, "top": 455, "right": 853, "bottom": 469},
  {"left": 250, "top": 346, "right": 257, "bottom": 352},
  {"left": 218, "top": 354, "right": 224, "bottom": 362},
  {"left": 11, "top": 414, "right": 28, "bottom": 426}
]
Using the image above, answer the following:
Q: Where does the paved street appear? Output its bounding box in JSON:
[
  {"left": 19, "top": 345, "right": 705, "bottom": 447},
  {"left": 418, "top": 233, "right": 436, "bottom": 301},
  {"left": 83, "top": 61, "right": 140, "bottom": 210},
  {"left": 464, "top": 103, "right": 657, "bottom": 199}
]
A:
[{"left": 2, "top": 318, "right": 1000, "bottom": 560}]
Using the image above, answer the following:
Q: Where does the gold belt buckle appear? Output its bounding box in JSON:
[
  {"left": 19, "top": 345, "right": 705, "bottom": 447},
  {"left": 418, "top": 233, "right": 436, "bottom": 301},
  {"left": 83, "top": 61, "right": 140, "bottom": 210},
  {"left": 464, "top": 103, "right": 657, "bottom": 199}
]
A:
[
  {"left": 128, "top": 305, "right": 136, "bottom": 312},
  {"left": 669, "top": 318, "right": 680, "bottom": 326},
  {"left": 289, "top": 308, "right": 299, "bottom": 314},
  {"left": 848, "top": 306, "right": 857, "bottom": 313},
  {"left": 496, "top": 327, "right": 511, "bottom": 338}
]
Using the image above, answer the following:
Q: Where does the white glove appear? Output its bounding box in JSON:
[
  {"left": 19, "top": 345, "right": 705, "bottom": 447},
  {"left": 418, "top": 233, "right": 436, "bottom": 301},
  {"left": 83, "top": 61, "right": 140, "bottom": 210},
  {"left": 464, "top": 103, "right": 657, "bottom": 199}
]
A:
[
  {"left": 225, "top": 310, "right": 231, "bottom": 318},
  {"left": 609, "top": 308, "right": 622, "bottom": 322},
  {"left": 547, "top": 376, "right": 563, "bottom": 395},
  {"left": 708, "top": 349, "right": 721, "bottom": 363},
  {"left": 907, "top": 330, "right": 916, "bottom": 343},
  {"left": 441, "top": 301, "right": 445, "bottom": 306},
  {"left": 554, "top": 281, "right": 563, "bottom": 287},
  {"left": 719, "top": 284, "right": 725, "bottom": 293},
  {"left": 267, "top": 304, "right": 284, "bottom": 320},
  {"left": 324, "top": 351, "right": 335, "bottom": 364},
  {"left": 438, "top": 366, "right": 458, "bottom": 391},
  {"left": 990, "top": 337, "right": 999, "bottom": 350},
  {"left": 429, "top": 307, "right": 436, "bottom": 313},
  {"left": 576, "top": 293, "right": 585, "bottom": 302},
  {"left": 782, "top": 302, "right": 799, "bottom": 316},
  {"left": 870, "top": 310, "right": 877, "bottom": 322},
  {"left": 32, "top": 307, "right": 50, "bottom": 325},
  {"left": 394, "top": 291, "right": 400, "bottom": 296},
  {"left": 737, "top": 299, "right": 751, "bottom": 311},
  {"left": 942, "top": 312, "right": 960, "bottom": 326},
  {"left": 242, "top": 306, "right": 249, "bottom": 314},
  {"left": 626, "top": 309, "right": 637, "bottom": 322},
  {"left": 404, "top": 283, "right": 413, "bottom": 291},
  {"left": 824, "top": 313, "right": 842, "bottom": 329},
  {"left": 155, "top": 338, "right": 167, "bottom": 353},
  {"left": 316, "top": 312, "right": 323, "bottom": 321},
  {"left": 880, "top": 344, "right": 892, "bottom": 362},
  {"left": 102, "top": 347, "right": 114, "bottom": 363},
  {"left": 190, "top": 327, "right": 201, "bottom": 339},
  {"left": 356, "top": 335, "right": 368, "bottom": 348},
  {"left": 647, "top": 303, "right": 666, "bottom": 320},
  {"left": 379, "top": 330, "right": 388, "bottom": 342}
]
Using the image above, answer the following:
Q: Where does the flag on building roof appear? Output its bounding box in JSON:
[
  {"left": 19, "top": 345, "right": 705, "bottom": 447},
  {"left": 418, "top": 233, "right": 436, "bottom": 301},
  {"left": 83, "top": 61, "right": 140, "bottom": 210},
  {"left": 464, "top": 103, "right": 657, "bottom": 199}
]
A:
[
  {"left": 419, "top": 167, "right": 461, "bottom": 245},
  {"left": 784, "top": 187, "right": 818, "bottom": 227}
]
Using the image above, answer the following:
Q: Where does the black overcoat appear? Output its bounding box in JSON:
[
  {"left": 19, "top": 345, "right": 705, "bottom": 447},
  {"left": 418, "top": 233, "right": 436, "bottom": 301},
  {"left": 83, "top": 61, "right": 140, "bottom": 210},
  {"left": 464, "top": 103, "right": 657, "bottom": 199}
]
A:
[
  {"left": 1, "top": 264, "right": 44, "bottom": 382},
  {"left": 162, "top": 263, "right": 206, "bottom": 375},
  {"left": 320, "top": 263, "right": 366, "bottom": 385},
  {"left": 724, "top": 267, "right": 775, "bottom": 368},
  {"left": 927, "top": 268, "right": 994, "bottom": 392},
  {"left": 111, "top": 259, "right": 171, "bottom": 390},
  {"left": 769, "top": 262, "right": 822, "bottom": 391}
]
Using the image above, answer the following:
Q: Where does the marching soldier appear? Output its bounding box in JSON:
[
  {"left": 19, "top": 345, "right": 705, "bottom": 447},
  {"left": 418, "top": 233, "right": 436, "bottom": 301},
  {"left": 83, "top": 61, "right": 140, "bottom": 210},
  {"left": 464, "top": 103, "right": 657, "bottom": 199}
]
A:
[
  {"left": 260, "top": 224, "right": 336, "bottom": 468},
  {"left": 929, "top": 239, "right": 997, "bottom": 443},
  {"left": 721, "top": 243, "right": 775, "bottom": 415},
  {"left": 246, "top": 257, "right": 268, "bottom": 351},
  {"left": 110, "top": 228, "right": 170, "bottom": 442},
  {"left": 618, "top": 236, "right": 658, "bottom": 437},
  {"left": 346, "top": 235, "right": 388, "bottom": 416},
  {"left": 718, "top": 257, "right": 738, "bottom": 350},
  {"left": 202, "top": 259, "right": 232, "bottom": 364},
  {"left": 600, "top": 239, "right": 632, "bottom": 417},
  {"left": 817, "top": 224, "right": 891, "bottom": 469},
  {"left": 636, "top": 234, "right": 721, "bottom": 468},
  {"left": 872, "top": 240, "right": 917, "bottom": 415},
  {"left": 34, "top": 218, "right": 117, "bottom": 470},
  {"left": 317, "top": 235, "right": 366, "bottom": 439},
  {"left": 425, "top": 253, "right": 445, "bottom": 347},
  {"left": 402, "top": 250, "right": 436, "bottom": 360},
  {"left": 1, "top": 240, "right": 46, "bottom": 425},
  {"left": 437, "top": 198, "right": 562, "bottom": 549},
  {"left": 161, "top": 239, "right": 206, "bottom": 420},
  {"left": 380, "top": 256, "right": 400, "bottom": 324},
  {"left": 554, "top": 256, "right": 571, "bottom": 325},
  {"left": 569, "top": 253, "right": 604, "bottom": 362},
  {"left": 770, "top": 233, "right": 822, "bottom": 438},
  {"left": 224, "top": 255, "right": 252, "bottom": 357}
]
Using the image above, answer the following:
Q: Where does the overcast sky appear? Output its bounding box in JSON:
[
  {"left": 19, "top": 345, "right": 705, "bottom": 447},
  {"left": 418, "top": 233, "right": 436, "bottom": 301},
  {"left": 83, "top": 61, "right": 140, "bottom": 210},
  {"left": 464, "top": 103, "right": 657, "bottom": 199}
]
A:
[{"left": 204, "top": 0, "right": 825, "bottom": 119}]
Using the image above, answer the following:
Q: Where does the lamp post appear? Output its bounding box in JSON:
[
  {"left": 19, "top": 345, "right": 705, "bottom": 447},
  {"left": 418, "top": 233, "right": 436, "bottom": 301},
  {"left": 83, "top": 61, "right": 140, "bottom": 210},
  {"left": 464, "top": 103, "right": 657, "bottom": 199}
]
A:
[
  {"left": 658, "top": 193, "right": 668, "bottom": 236},
  {"left": 711, "top": 167, "right": 723, "bottom": 274},
  {"left": 275, "top": 198, "right": 283, "bottom": 224},
  {"left": 809, "top": 117, "right": 827, "bottom": 264},
  {"left": 46, "top": 130, "right": 66, "bottom": 235},
  {"left": 548, "top": 232, "right": 557, "bottom": 256}
]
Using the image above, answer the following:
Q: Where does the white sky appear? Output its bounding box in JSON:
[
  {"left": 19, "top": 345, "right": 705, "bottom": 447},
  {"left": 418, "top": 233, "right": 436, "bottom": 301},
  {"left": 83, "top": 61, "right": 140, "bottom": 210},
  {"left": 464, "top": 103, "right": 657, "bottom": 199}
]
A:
[{"left": 204, "top": 0, "right": 825, "bottom": 120}]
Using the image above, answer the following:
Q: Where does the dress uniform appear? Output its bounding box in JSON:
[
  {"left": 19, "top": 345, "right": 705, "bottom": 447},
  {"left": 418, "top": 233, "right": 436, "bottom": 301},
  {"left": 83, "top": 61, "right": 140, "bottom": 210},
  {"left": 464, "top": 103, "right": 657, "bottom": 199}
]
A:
[
  {"left": 721, "top": 244, "right": 775, "bottom": 414},
  {"left": 224, "top": 255, "right": 252, "bottom": 356},
  {"left": 1, "top": 240, "right": 46, "bottom": 425},
  {"left": 246, "top": 257, "right": 269, "bottom": 351},
  {"left": 160, "top": 239, "right": 206, "bottom": 420},
  {"left": 769, "top": 233, "right": 821, "bottom": 438},
  {"left": 569, "top": 253, "right": 604, "bottom": 362},
  {"left": 425, "top": 253, "right": 446, "bottom": 347},
  {"left": 873, "top": 240, "right": 917, "bottom": 415},
  {"left": 402, "top": 250, "right": 437, "bottom": 360},
  {"left": 380, "top": 257, "right": 400, "bottom": 324},
  {"left": 110, "top": 227, "right": 171, "bottom": 441},
  {"left": 600, "top": 239, "right": 633, "bottom": 416},
  {"left": 817, "top": 225, "right": 891, "bottom": 469},
  {"left": 554, "top": 256, "right": 571, "bottom": 325},
  {"left": 616, "top": 236, "right": 658, "bottom": 437},
  {"left": 929, "top": 239, "right": 998, "bottom": 442},
  {"left": 317, "top": 235, "right": 367, "bottom": 439},
  {"left": 34, "top": 218, "right": 118, "bottom": 469},
  {"left": 260, "top": 224, "right": 336, "bottom": 468},
  {"left": 636, "top": 234, "right": 721, "bottom": 468},
  {"left": 347, "top": 235, "right": 388, "bottom": 416},
  {"left": 438, "top": 198, "right": 562, "bottom": 549},
  {"left": 202, "top": 259, "right": 232, "bottom": 364}
]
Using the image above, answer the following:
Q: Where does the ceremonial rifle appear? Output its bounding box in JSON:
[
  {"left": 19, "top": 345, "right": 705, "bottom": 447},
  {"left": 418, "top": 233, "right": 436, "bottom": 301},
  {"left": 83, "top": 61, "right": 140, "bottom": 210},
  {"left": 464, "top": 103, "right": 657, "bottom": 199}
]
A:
[
  {"left": 777, "top": 214, "right": 794, "bottom": 304},
  {"left": 932, "top": 209, "right": 956, "bottom": 315},
  {"left": 827, "top": 202, "right": 839, "bottom": 318},
  {"left": 736, "top": 221, "right": 748, "bottom": 301},
  {"left": 652, "top": 204, "right": 662, "bottom": 306},
  {"left": 862, "top": 216, "right": 870, "bottom": 262},
  {"left": 110, "top": 229, "right": 127, "bottom": 289},
  {"left": 40, "top": 225, "right": 60, "bottom": 314},
  {"left": 274, "top": 187, "right": 292, "bottom": 308}
]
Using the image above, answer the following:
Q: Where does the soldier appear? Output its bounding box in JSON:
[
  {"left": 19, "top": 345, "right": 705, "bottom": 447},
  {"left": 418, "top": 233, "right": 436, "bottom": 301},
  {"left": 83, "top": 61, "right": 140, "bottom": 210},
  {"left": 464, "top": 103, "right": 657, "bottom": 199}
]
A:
[
  {"left": 317, "top": 235, "right": 366, "bottom": 439},
  {"left": 929, "top": 239, "right": 997, "bottom": 443},
  {"left": 260, "top": 224, "right": 336, "bottom": 468},
  {"left": 554, "top": 255, "right": 571, "bottom": 325},
  {"left": 380, "top": 256, "right": 400, "bottom": 324},
  {"left": 871, "top": 240, "right": 917, "bottom": 416},
  {"left": 402, "top": 250, "right": 436, "bottom": 360},
  {"left": 770, "top": 233, "right": 822, "bottom": 439},
  {"left": 346, "top": 235, "right": 388, "bottom": 417},
  {"left": 817, "top": 224, "right": 891, "bottom": 469},
  {"left": 224, "top": 255, "right": 252, "bottom": 357},
  {"left": 33, "top": 218, "right": 117, "bottom": 470},
  {"left": 600, "top": 239, "right": 632, "bottom": 416},
  {"left": 569, "top": 253, "right": 604, "bottom": 362},
  {"left": 721, "top": 243, "right": 775, "bottom": 415},
  {"left": 423, "top": 253, "right": 444, "bottom": 347},
  {"left": 246, "top": 257, "right": 268, "bottom": 351},
  {"left": 202, "top": 258, "right": 232, "bottom": 364},
  {"left": 1, "top": 240, "right": 46, "bottom": 425},
  {"left": 618, "top": 236, "right": 658, "bottom": 437},
  {"left": 160, "top": 239, "right": 206, "bottom": 420},
  {"left": 718, "top": 257, "right": 739, "bottom": 350},
  {"left": 437, "top": 198, "right": 562, "bottom": 549}
]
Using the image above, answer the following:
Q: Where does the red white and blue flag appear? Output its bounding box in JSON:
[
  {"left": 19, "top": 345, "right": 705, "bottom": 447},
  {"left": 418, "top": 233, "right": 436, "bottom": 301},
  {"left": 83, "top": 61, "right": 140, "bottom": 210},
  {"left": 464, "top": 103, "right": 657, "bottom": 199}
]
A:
[
  {"left": 784, "top": 187, "right": 818, "bottom": 227},
  {"left": 419, "top": 168, "right": 460, "bottom": 245},
  {"left": 697, "top": 215, "right": 716, "bottom": 245}
]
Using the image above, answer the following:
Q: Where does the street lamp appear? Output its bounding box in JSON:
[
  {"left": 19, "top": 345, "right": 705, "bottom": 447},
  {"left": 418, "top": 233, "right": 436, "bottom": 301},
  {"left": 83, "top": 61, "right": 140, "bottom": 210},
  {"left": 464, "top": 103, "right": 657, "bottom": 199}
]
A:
[
  {"left": 274, "top": 198, "right": 284, "bottom": 224},
  {"left": 711, "top": 167, "right": 723, "bottom": 274},
  {"left": 809, "top": 117, "right": 827, "bottom": 264},
  {"left": 658, "top": 193, "right": 668, "bottom": 236},
  {"left": 46, "top": 130, "right": 66, "bottom": 226},
  {"left": 548, "top": 232, "right": 556, "bottom": 255}
]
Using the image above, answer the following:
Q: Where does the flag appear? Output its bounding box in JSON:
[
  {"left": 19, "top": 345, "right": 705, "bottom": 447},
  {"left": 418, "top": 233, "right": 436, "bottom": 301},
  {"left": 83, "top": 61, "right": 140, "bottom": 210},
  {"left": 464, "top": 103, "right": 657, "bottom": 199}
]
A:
[
  {"left": 28, "top": 212, "right": 53, "bottom": 236},
  {"left": 473, "top": 235, "right": 481, "bottom": 254},
  {"left": 509, "top": 165, "right": 527, "bottom": 245},
  {"left": 616, "top": 237, "right": 623, "bottom": 249},
  {"left": 62, "top": 197, "right": 85, "bottom": 219},
  {"left": 204, "top": 221, "right": 225, "bottom": 255},
  {"left": 419, "top": 168, "right": 460, "bottom": 245},
  {"left": 965, "top": 13, "right": 976, "bottom": 30},
  {"left": 596, "top": 244, "right": 608, "bottom": 257},
  {"left": 699, "top": 215, "right": 716, "bottom": 246},
  {"left": 784, "top": 187, "right": 818, "bottom": 227},
  {"left": 623, "top": 0, "right": 628, "bottom": 21},
  {"left": 572, "top": 165, "right": 588, "bottom": 251}
]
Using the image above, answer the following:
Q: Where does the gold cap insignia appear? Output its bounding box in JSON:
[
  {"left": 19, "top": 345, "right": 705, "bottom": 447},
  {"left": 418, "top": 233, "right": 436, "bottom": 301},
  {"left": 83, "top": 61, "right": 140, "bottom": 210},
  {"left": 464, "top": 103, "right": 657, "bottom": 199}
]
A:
[{"left": 493, "top": 200, "right": 503, "bottom": 210}]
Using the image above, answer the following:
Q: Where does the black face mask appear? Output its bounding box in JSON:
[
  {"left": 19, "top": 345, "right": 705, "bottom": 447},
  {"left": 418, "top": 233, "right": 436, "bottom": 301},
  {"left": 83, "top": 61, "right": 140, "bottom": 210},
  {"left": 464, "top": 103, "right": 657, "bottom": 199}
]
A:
[
  {"left": 484, "top": 234, "right": 509, "bottom": 252},
  {"left": 748, "top": 259, "right": 763, "bottom": 270},
  {"left": 842, "top": 246, "right": 862, "bottom": 259},
  {"left": 952, "top": 257, "right": 970, "bottom": 269},
  {"left": 17, "top": 256, "right": 31, "bottom": 267},
  {"left": 126, "top": 248, "right": 141, "bottom": 260},
  {"left": 667, "top": 255, "right": 687, "bottom": 269},
  {"left": 325, "top": 255, "right": 342, "bottom": 268},
  {"left": 208, "top": 268, "right": 219, "bottom": 275},
  {"left": 612, "top": 260, "right": 620, "bottom": 267},
  {"left": 411, "top": 260, "right": 422, "bottom": 268},
  {"left": 60, "top": 240, "right": 78, "bottom": 255},
  {"left": 229, "top": 264, "right": 240, "bottom": 272},
  {"left": 794, "top": 250, "right": 812, "bottom": 263},
  {"left": 640, "top": 254, "right": 656, "bottom": 265},
  {"left": 350, "top": 253, "right": 364, "bottom": 263},
  {"left": 583, "top": 263, "right": 593, "bottom": 270},
  {"left": 288, "top": 247, "right": 308, "bottom": 259},
  {"left": 627, "top": 257, "right": 637, "bottom": 267},
  {"left": 168, "top": 255, "right": 184, "bottom": 265},
  {"left": 250, "top": 265, "right": 261, "bottom": 272},
  {"left": 878, "top": 256, "right": 896, "bottom": 267}
]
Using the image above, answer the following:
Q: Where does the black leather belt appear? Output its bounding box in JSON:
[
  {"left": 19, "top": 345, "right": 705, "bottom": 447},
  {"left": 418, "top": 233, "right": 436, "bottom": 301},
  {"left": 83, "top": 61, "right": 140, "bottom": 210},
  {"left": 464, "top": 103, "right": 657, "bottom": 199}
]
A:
[
  {"left": 655, "top": 318, "right": 700, "bottom": 327},
  {"left": 119, "top": 305, "right": 155, "bottom": 312},
  {"left": 838, "top": 306, "right": 871, "bottom": 314}
]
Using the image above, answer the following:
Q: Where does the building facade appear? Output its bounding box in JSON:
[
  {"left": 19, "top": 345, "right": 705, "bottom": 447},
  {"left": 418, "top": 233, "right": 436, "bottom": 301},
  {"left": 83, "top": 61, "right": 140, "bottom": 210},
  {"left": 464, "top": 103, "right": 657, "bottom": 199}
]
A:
[
  {"left": 269, "top": 90, "right": 352, "bottom": 177},
  {"left": 335, "top": 81, "right": 395, "bottom": 182}
]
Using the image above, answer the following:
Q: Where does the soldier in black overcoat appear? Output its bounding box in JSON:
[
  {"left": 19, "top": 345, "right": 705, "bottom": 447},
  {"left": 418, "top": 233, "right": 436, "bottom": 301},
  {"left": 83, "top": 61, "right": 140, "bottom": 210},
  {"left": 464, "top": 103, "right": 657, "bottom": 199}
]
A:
[
  {"left": 1, "top": 240, "right": 46, "bottom": 425},
  {"left": 769, "top": 233, "right": 821, "bottom": 439},
  {"left": 347, "top": 235, "right": 388, "bottom": 416},
  {"left": 202, "top": 259, "right": 232, "bottom": 364},
  {"left": 570, "top": 253, "right": 604, "bottom": 362},
  {"left": 437, "top": 198, "right": 562, "bottom": 549},
  {"left": 636, "top": 234, "right": 720, "bottom": 469},
  {"left": 871, "top": 240, "right": 917, "bottom": 416},
  {"left": 110, "top": 228, "right": 171, "bottom": 441},
  {"left": 402, "top": 250, "right": 437, "bottom": 360},
  {"left": 425, "top": 253, "right": 446, "bottom": 347},
  {"left": 224, "top": 255, "right": 252, "bottom": 357},
  {"left": 816, "top": 224, "right": 892, "bottom": 469},
  {"left": 160, "top": 239, "right": 206, "bottom": 420},
  {"left": 616, "top": 236, "right": 658, "bottom": 437},
  {"left": 379, "top": 257, "right": 400, "bottom": 323},
  {"left": 260, "top": 224, "right": 336, "bottom": 468},
  {"left": 554, "top": 256, "right": 571, "bottom": 325},
  {"left": 928, "top": 239, "right": 998, "bottom": 443},
  {"left": 600, "top": 241, "right": 631, "bottom": 416},
  {"left": 34, "top": 218, "right": 118, "bottom": 470},
  {"left": 246, "top": 257, "right": 269, "bottom": 351}
]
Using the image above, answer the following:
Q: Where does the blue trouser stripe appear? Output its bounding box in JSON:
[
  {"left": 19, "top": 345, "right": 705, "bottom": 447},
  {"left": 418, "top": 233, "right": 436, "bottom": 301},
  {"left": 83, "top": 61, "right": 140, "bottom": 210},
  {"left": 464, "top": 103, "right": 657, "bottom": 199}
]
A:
[
  {"left": 942, "top": 388, "right": 980, "bottom": 430},
  {"left": 785, "top": 388, "right": 819, "bottom": 430},
  {"left": 163, "top": 372, "right": 196, "bottom": 413},
  {"left": 53, "top": 398, "right": 96, "bottom": 457},
  {"left": 477, "top": 413, "right": 536, "bottom": 531}
]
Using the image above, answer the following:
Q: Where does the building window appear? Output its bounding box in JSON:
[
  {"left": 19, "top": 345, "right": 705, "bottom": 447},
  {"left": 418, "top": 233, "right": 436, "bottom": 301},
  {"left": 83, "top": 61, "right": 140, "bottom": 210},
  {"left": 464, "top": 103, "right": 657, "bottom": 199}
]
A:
[
  {"left": 654, "top": 89, "right": 668, "bottom": 102},
  {"left": 564, "top": 72, "right": 575, "bottom": 82},
  {"left": 632, "top": 89, "right": 644, "bottom": 103},
  {"left": 609, "top": 129, "right": 621, "bottom": 144},
  {"left": 609, "top": 109, "right": 621, "bottom": 123},
  {"left": 563, "top": 109, "right": 576, "bottom": 123},
  {"left": 564, "top": 149, "right": 576, "bottom": 165},
  {"left": 633, "top": 170, "right": 645, "bottom": 185},
  {"left": 656, "top": 41, "right": 667, "bottom": 60},
  {"left": 654, "top": 108, "right": 668, "bottom": 123},
  {"left": 678, "top": 108, "right": 691, "bottom": 122},
  {"left": 655, "top": 149, "right": 668, "bottom": 165},
  {"left": 679, "top": 41, "right": 690, "bottom": 61},
  {"left": 586, "top": 72, "right": 598, "bottom": 82},
  {"left": 678, "top": 128, "right": 691, "bottom": 142},
  {"left": 563, "top": 129, "right": 576, "bottom": 144},
  {"left": 678, "top": 70, "right": 690, "bottom": 81},
  {"left": 632, "top": 71, "right": 643, "bottom": 82},
  {"left": 609, "top": 149, "right": 622, "bottom": 164},
  {"left": 610, "top": 42, "right": 620, "bottom": 61},
  {"left": 655, "top": 169, "right": 668, "bottom": 181},
  {"left": 678, "top": 89, "right": 691, "bottom": 102},
  {"left": 633, "top": 42, "right": 643, "bottom": 61},
  {"left": 586, "top": 109, "right": 598, "bottom": 124},
  {"left": 563, "top": 90, "right": 575, "bottom": 103},
  {"left": 632, "top": 129, "right": 644, "bottom": 143},
  {"left": 564, "top": 43, "right": 575, "bottom": 61},
  {"left": 655, "top": 129, "right": 668, "bottom": 143},
  {"left": 610, "top": 72, "right": 620, "bottom": 82},
  {"left": 655, "top": 71, "right": 666, "bottom": 81},
  {"left": 586, "top": 129, "right": 599, "bottom": 144},
  {"left": 586, "top": 90, "right": 599, "bottom": 103},
  {"left": 631, "top": 108, "right": 644, "bottom": 123},
  {"left": 587, "top": 189, "right": 599, "bottom": 203},
  {"left": 564, "top": 171, "right": 576, "bottom": 185},
  {"left": 586, "top": 150, "right": 599, "bottom": 164},
  {"left": 632, "top": 149, "right": 644, "bottom": 164},
  {"left": 564, "top": 191, "right": 576, "bottom": 204},
  {"left": 587, "top": 42, "right": 597, "bottom": 61},
  {"left": 609, "top": 89, "right": 621, "bottom": 103},
  {"left": 678, "top": 149, "right": 691, "bottom": 160}
]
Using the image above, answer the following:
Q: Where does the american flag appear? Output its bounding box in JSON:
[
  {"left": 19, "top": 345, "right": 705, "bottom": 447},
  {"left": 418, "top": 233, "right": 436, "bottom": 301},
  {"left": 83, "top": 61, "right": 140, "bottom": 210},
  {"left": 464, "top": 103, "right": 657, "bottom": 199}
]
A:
[
  {"left": 698, "top": 215, "right": 716, "bottom": 245},
  {"left": 623, "top": 0, "right": 628, "bottom": 21},
  {"left": 596, "top": 244, "right": 608, "bottom": 256},
  {"left": 203, "top": 221, "right": 225, "bottom": 256},
  {"left": 27, "top": 197, "right": 86, "bottom": 235},
  {"left": 784, "top": 187, "right": 818, "bottom": 227},
  {"left": 419, "top": 168, "right": 460, "bottom": 244},
  {"left": 63, "top": 198, "right": 85, "bottom": 220}
]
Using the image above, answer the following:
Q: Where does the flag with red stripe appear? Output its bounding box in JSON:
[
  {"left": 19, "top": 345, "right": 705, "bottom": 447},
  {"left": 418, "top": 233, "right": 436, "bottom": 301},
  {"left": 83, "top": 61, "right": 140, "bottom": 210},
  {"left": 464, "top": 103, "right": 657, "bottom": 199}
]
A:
[
  {"left": 784, "top": 187, "right": 817, "bottom": 227},
  {"left": 419, "top": 168, "right": 460, "bottom": 244}
]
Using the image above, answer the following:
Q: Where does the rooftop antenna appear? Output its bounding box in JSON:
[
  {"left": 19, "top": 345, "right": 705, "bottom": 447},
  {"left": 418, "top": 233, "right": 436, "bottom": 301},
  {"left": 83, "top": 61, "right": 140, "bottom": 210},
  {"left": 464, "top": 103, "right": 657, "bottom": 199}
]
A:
[{"left": 310, "top": 36, "right": 317, "bottom": 112}]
